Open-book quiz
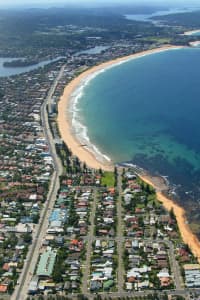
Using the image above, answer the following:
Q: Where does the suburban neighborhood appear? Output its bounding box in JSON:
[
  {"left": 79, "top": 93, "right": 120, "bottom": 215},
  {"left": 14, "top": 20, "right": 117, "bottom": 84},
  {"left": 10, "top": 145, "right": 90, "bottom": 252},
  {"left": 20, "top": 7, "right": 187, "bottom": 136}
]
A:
[{"left": 1, "top": 3, "right": 200, "bottom": 300}]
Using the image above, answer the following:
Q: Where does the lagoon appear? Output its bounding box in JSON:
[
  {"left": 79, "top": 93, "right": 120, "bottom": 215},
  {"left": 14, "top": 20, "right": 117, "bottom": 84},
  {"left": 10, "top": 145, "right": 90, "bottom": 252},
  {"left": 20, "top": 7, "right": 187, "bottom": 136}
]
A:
[{"left": 0, "top": 57, "right": 63, "bottom": 77}]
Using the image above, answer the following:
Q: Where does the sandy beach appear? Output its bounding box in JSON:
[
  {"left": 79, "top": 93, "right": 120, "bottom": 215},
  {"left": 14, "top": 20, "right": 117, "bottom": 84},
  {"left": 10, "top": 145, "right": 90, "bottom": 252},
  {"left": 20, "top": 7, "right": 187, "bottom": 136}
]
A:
[
  {"left": 184, "top": 29, "right": 200, "bottom": 36},
  {"left": 58, "top": 45, "right": 182, "bottom": 171},
  {"left": 57, "top": 44, "right": 200, "bottom": 261},
  {"left": 189, "top": 40, "right": 200, "bottom": 47},
  {"left": 140, "top": 174, "right": 200, "bottom": 263}
]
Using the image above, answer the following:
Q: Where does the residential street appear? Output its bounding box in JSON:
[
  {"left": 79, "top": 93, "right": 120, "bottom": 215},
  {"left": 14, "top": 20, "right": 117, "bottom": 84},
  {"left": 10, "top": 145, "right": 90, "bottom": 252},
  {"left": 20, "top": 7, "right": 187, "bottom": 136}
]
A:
[
  {"left": 116, "top": 168, "right": 125, "bottom": 293},
  {"left": 82, "top": 189, "right": 98, "bottom": 294}
]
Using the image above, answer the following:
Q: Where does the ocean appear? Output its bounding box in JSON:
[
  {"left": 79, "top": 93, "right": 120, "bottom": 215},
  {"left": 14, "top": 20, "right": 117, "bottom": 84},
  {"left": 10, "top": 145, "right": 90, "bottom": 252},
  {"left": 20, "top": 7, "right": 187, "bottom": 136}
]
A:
[{"left": 72, "top": 47, "right": 200, "bottom": 198}]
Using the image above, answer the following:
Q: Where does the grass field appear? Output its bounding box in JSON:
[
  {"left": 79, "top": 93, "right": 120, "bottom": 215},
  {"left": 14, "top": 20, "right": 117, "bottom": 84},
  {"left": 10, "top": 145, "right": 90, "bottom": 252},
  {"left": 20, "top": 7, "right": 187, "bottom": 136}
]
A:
[
  {"left": 101, "top": 171, "right": 115, "bottom": 187},
  {"left": 141, "top": 37, "right": 172, "bottom": 43}
]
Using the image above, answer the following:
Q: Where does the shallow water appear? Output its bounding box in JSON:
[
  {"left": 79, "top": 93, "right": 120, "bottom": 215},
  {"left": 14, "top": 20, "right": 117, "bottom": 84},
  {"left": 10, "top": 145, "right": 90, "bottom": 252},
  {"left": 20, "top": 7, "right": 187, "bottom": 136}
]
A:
[{"left": 76, "top": 48, "right": 200, "bottom": 190}]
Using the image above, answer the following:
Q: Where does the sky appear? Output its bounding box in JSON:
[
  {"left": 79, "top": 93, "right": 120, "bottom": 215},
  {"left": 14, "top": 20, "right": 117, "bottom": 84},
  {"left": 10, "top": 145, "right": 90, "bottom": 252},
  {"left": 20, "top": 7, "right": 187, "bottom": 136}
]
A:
[{"left": 0, "top": 0, "right": 200, "bottom": 8}]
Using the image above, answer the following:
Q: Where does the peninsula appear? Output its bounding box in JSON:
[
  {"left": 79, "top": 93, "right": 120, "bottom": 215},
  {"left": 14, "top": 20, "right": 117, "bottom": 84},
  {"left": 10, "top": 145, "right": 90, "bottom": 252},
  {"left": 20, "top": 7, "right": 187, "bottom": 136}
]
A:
[{"left": 3, "top": 59, "right": 38, "bottom": 68}]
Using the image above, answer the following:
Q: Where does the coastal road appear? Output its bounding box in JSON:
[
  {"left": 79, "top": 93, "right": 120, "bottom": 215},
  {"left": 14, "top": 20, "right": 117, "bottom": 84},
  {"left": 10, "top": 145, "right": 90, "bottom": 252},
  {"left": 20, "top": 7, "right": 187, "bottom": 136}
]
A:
[{"left": 11, "top": 65, "right": 65, "bottom": 300}]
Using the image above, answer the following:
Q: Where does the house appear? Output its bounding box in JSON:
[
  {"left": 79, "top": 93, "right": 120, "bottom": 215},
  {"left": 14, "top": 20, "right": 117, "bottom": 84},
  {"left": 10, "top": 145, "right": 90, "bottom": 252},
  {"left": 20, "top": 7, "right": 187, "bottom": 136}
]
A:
[
  {"left": 124, "top": 194, "right": 132, "bottom": 205},
  {"left": 28, "top": 276, "right": 39, "bottom": 294},
  {"left": 157, "top": 268, "right": 171, "bottom": 287},
  {"left": 90, "top": 280, "right": 102, "bottom": 291},
  {"left": 64, "top": 281, "right": 71, "bottom": 291},
  {"left": 95, "top": 240, "right": 101, "bottom": 248},
  {"left": 126, "top": 282, "right": 133, "bottom": 290},
  {"left": 137, "top": 280, "right": 149, "bottom": 289},
  {"left": 132, "top": 240, "right": 139, "bottom": 249},
  {"left": 2, "top": 263, "right": 9, "bottom": 272},
  {"left": 125, "top": 172, "right": 136, "bottom": 180},
  {"left": 184, "top": 264, "right": 200, "bottom": 288},
  {"left": 0, "top": 284, "right": 8, "bottom": 293}
]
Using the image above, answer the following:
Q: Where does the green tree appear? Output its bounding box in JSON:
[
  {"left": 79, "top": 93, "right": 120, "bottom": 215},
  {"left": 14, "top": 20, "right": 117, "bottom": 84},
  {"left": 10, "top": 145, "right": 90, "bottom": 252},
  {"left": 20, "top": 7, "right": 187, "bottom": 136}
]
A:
[{"left": 22, "top": 233, "right": 32, "bottom": 244}]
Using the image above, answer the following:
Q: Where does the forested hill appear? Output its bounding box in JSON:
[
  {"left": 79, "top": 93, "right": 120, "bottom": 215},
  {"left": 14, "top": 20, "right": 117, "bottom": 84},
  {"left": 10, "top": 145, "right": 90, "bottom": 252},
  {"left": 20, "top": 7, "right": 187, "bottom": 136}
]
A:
[
  {"left": 0, "top": 6, "right": 174, "bottom": 56},
  {"left": 152, "top": 10, "right": 200, "bottom": 28}
]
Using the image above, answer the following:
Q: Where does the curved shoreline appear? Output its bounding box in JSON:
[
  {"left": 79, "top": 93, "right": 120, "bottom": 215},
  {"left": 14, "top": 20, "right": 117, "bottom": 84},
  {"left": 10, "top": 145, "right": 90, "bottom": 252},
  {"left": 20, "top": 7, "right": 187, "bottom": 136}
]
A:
[
  {"left": 189, "top": 40, "right": 200, "bottom": 47},
  {"left": 57, "top": 44, "right": 200, "bottom": 262},
  {"left": 184, "top": 29, "right": 200, "bottom": 36},
  {"left": 140, "top": 174, "right": 200, "bottom": 262},
  {"left": 57, "top": 45, "right": 182, "bottom": 171}
]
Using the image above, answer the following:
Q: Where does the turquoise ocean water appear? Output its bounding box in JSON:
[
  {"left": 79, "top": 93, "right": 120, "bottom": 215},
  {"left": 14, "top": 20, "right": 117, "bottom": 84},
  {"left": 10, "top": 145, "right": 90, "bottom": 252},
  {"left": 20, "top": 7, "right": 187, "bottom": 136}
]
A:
[
  {"left": 190, "top": 31, "right": 200, "bottom": 36},
  {"left": 75, "top": 48, "right": 200, "bottom": 193}
]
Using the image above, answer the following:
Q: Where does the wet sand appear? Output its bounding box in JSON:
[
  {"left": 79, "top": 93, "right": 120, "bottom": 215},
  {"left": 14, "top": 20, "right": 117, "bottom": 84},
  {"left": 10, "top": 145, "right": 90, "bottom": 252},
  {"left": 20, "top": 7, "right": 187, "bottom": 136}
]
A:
[
  {"left": 184, "top": 29, "right": 200, "bottom": 36},
  {"left": 57, "top": 45, "right": 182, "bottom": 171}
]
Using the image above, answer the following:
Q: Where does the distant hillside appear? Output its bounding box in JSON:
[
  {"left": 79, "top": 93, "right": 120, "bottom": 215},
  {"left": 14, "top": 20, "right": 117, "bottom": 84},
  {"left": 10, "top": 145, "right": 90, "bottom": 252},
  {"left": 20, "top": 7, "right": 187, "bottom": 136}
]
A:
[{"left": 152, "top": 10, "right": 200, "bottom": 28}]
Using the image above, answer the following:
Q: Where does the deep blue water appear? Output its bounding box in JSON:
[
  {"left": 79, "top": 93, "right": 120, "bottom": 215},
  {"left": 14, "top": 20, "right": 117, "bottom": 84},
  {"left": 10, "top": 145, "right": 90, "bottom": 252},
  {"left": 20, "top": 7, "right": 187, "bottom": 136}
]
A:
[{"left": 77, "top": 48, "right": 200, "bottom": 190}]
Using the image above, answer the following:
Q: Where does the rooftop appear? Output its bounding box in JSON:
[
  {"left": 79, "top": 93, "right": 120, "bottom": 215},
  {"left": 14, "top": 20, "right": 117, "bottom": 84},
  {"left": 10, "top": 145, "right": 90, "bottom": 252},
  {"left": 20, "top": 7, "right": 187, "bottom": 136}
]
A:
[{"left": 36, "top": 249, "right": 57, "bottom": 277}]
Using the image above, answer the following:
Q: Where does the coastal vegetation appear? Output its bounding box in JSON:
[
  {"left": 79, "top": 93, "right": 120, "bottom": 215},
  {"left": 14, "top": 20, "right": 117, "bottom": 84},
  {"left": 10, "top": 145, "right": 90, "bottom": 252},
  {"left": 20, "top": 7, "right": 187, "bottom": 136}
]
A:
[
  {"left": 0, "top": 5, "right": 196, "bottom": 59},
  {"left": 3, "top": 59, "right": 38, "bottom": 68},
  {"left": 153, "top": 10, "right": 200, "bottom": 27}
]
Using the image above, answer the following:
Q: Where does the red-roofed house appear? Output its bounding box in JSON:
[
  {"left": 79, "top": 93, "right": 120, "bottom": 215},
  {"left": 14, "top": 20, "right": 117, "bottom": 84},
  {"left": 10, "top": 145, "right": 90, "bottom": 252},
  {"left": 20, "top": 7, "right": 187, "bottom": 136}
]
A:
[{"left": 0, "top": 285, "right": 8, "bottom": 293}]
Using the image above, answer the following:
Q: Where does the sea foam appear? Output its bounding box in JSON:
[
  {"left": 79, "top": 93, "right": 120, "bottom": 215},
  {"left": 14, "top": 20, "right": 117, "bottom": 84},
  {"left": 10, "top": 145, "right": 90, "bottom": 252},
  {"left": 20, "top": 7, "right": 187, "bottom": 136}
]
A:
[
  {"left": 69, "top": 70, "right": 112, "bottom": 164},
  {"left": 68, "top": 47, "right": 180, "bottom": 165}
]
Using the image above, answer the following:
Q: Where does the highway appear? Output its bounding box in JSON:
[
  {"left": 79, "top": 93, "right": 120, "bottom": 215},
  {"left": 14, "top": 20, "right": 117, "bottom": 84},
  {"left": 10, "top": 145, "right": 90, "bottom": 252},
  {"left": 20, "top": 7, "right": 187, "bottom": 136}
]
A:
[{"left": 11, "top": 65, "right": 65, "bottom": 300}]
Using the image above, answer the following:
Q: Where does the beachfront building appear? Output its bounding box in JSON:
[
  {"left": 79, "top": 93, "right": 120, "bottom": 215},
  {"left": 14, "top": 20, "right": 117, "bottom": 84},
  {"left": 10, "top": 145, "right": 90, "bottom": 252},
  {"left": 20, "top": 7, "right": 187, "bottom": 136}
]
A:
[
  {"left": 36, "top": 249, "right": 57, "bottom": 277},
  {"left": 184, "top": 264, "right": 200, "bottom": 288}
]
